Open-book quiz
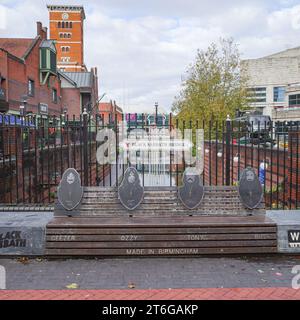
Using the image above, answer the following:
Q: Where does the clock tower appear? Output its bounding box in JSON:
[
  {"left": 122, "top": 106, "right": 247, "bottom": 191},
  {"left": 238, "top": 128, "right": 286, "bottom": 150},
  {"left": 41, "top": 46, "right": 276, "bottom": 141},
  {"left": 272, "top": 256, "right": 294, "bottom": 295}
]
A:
[{"left": 47, "top": 5, "right": 86, "bottom": 72}]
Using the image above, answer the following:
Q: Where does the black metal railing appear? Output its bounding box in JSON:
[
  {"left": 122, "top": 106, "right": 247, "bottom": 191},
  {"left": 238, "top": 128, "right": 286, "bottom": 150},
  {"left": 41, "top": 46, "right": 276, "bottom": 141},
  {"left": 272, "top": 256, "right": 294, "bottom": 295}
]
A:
[{"left": 0, "top": 113, "right": 299, "bottom": 209}]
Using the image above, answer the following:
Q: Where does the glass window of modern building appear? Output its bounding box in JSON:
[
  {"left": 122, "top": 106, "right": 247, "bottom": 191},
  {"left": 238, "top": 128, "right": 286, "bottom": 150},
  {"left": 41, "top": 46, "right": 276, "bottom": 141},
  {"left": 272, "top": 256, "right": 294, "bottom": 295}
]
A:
[
  {"left": 289, "top": 94, "right": 300, "bottom": 106},
  {"left": 274, "top": 87, "right": 286, "bottom": 102},
  {"left": 247, "top": 87, "right": 267, "bottom": 103}
]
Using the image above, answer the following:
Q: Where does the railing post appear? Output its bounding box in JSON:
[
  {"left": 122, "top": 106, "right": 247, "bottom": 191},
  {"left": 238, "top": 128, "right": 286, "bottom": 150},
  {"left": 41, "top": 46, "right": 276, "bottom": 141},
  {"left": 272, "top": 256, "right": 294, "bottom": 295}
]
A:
[
  {"left": 225, "top": 115, "right": 231, "bottom": 186},
  {"left": 83, "top": 109, "right": 89, "bottom": 186}
]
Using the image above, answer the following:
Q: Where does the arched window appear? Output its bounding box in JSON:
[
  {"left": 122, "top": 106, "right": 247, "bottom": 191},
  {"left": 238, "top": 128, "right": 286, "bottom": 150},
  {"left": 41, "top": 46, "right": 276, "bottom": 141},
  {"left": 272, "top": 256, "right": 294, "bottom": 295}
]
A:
[
  {"left": 65, "top": 22, "right": 69, "bottom": 28},
  {"left": 68, "top": 33, "right": 71, "bottom": 38},
  {"left": 64, "top": 33, "right": 67, "bottom": 38},
  {"left": 70, "top": 22, "right": 73, "bottom": 28},
  {"left": 62, "top": 47, "right": 65, "bottom": 52},
  {"left": 66, "top": 47, "right": 70, "bottom": 52},
  {"left": 62, "top": 21, "right": 65, "bottom": 28},
  {"left": 59, "top": 33, "right": 63, "bottom": 38},
  {"left": 58, "top": 22, "right": 61, "bottom": 28}
]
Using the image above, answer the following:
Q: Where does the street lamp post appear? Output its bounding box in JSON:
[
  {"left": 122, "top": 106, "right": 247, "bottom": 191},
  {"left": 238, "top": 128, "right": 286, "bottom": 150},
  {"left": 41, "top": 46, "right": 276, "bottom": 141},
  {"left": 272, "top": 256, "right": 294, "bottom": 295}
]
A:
[
  {"left": 225, "top": 115, "right": 231, "bottom": 186},
  {"left": 82, "top": 107, "right": 89, "bottom": 186},
  {"left": 155, "top": 102, "right": 158, "bottom": 125}
]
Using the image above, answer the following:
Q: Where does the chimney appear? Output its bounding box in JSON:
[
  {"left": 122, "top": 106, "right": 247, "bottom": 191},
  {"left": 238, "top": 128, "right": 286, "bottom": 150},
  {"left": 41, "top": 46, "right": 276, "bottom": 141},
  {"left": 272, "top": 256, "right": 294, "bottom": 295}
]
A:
[
  {"left": 37, "top": 22, "right": 47, "bottom": 40},
  {"left": 42, "top": 26, "right": 48, "bottom": 39}
]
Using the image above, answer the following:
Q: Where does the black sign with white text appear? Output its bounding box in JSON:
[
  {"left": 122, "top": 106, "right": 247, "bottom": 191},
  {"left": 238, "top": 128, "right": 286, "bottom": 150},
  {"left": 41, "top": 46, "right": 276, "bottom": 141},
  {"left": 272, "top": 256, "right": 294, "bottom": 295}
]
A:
[{"left": 288, "top": 230, "right": 300, "bottom": 248}]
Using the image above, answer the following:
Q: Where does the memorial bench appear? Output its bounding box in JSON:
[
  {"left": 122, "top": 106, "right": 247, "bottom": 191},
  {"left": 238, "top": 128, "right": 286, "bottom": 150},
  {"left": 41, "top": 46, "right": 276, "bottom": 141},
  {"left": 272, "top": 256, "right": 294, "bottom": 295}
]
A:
[{"left": 45, "top": 167, "right": 277, "bottom": 257}]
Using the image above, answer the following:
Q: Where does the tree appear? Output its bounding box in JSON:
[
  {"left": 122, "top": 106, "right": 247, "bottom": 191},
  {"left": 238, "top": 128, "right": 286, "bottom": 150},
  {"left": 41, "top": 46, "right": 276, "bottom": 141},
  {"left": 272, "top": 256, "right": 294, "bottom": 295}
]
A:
[{"left": 172, "top": 38, "right": 249, "bottom": 123}]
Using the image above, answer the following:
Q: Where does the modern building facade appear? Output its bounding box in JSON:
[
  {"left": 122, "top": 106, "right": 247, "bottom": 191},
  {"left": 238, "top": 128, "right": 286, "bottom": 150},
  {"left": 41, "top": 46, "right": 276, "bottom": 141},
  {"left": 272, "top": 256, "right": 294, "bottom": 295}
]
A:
[
  {"left": 47, "top": 5, "right": 86, "bottom": 72},
  {"left": 241, "top": 47, "right": 300, "bottom": 122}
]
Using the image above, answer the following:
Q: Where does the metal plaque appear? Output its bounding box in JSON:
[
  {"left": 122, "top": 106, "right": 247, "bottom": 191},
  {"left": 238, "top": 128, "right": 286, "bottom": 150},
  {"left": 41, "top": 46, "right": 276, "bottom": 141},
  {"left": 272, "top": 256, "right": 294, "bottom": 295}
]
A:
[
  {"left": 238, "top": 167, "right": 263, "bottom": 210},
  {"left": 57, "top": 168, "right": 83, "bottom": 211},
  {"left": 119, "top": 167, "right": 144, "bottom": 211},
  {"left": 178, "top": 169, "right": 204, "bottom": 210}
]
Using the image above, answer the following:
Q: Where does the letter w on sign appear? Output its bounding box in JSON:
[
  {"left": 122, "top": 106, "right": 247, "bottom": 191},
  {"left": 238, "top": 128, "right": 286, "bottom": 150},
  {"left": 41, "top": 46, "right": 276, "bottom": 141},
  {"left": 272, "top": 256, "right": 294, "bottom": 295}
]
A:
[
  {"left": 289, "top": 231, "right": 300, "bottom": 243},
  {"left": 0, "top": 265, "right": 6, "bottom": 289}
]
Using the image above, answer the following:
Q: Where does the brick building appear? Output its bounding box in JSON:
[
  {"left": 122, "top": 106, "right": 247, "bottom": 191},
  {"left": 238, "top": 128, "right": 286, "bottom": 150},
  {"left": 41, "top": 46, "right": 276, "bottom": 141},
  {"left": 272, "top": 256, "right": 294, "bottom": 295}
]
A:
[
  {"left": 61, "top": 69, "right": 99, "bottom": 118},
  {"left": 0, "top": 22, "right": 62, "bottom": 116},
  {"left": 47, "top": 5, "right": 99, "bottom": 118},
  {"left": 99, "top": 101, "right": 123, "bottom": 125},
  {"left": 47, "top": 5, "right": 86, "bottom": 72}
]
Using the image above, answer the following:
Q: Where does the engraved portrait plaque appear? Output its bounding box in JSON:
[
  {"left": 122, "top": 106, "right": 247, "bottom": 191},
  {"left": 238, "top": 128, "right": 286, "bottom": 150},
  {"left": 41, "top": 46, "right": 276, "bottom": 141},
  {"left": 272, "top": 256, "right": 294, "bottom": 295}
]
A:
[
  {"left": 238, "top": 167, "right": 263, "bottom": 210},
  {"left": 119, "top": 167, "right": 144, "bottom": 211},
  {"left": 57, "top": 168, "right": 83, "bottom": 211},
  {"left": 178, "top": 169, "right": 204, "bottom": 210}
]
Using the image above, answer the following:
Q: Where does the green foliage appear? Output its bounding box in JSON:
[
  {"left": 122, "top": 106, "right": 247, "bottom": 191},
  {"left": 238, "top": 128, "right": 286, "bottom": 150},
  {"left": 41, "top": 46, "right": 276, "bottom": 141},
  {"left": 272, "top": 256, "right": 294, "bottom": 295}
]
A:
[{"left": 172, "top": 38, "right": 249, "bottom": 123}]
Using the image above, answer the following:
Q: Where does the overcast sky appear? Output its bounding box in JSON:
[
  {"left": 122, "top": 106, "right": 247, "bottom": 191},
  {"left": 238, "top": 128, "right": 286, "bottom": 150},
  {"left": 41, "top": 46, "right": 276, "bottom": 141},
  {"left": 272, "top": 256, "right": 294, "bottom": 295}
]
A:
[{"left": 0, "top": 0, "right": 300, "bottom": 113}]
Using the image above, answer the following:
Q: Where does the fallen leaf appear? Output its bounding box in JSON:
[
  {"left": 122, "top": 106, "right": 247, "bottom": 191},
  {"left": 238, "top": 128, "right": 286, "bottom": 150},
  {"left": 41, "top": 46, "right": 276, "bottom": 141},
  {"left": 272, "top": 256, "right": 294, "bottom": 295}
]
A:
[
  {"left": 128, "top": 283, "right": 135, "bottom": 289},
  {"left": 66, "top": 283, "right": 79, "bottom": 289},
  {"left": 257, "top": 269, "right": 264, "bottom": 274},
  {"left": 17, "top": 257, "right": 29, "bottom": 265},
  {"left": 276, "top": 273, "right": 283, "bottom": 277}
]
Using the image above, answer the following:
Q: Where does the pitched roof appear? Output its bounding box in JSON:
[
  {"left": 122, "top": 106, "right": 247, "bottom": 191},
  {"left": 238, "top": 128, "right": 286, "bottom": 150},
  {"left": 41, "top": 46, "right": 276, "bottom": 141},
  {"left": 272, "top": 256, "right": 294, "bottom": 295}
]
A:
[
  {"left": 0, "top": 38, "right": 35, "bottom": 59},
  {"left": 57, "top": 70, "right": 77, "bottom": 87},
  {"left": 63, "top": 72, "right": 92, "bottom": 88},
  {"left": 40, "top": 39, "right": 56, "bottom": 52}
]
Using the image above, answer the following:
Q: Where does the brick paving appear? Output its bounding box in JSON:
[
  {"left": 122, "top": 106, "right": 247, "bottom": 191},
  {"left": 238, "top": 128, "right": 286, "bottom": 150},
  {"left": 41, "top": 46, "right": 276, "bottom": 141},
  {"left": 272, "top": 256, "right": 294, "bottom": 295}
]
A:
[{"left": 0, "top": 287, "right": 300, "bottom": 300}]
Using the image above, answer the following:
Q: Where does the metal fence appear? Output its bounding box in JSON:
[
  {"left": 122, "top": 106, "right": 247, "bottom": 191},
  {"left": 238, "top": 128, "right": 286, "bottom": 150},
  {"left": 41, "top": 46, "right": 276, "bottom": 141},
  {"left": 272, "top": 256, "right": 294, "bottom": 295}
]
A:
[{"left": 0, "top": 113, "right": 299, "bottom": 209}]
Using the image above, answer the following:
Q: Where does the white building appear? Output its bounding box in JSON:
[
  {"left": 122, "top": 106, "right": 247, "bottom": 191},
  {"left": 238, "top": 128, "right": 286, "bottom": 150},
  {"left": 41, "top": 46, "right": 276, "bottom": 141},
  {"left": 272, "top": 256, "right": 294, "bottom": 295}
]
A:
[{"left": 241, "top": 47, "right": 300, "bottom": 121}]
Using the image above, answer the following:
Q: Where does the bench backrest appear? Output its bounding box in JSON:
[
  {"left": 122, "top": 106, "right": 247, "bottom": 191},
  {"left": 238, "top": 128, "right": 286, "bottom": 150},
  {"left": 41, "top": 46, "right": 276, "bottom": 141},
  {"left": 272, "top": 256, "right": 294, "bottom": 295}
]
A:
[{"left": 55, "top": 185, "right": 265, "bottom": 217}]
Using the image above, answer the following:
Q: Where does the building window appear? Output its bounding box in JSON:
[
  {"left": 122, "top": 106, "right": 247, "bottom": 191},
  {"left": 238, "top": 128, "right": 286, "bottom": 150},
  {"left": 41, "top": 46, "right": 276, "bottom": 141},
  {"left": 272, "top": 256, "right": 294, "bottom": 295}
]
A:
[
  {"left": 58, "top": 21, "right": 61, "bottom": 28},
  {"left": 289, "top": 94, "right": 300, "bottom": 107},
  {"left": 70, "top": 22, "right": 73, "bottom": 28},
  {"left": 274, "top": 87, "right": 285, "bottom": 102},
  {"left": 61, "top": 46, "right": 70, "bottom": 52},
  {"left": 28, "top": 79, "right": 35, "bottom": 96},
  {"left": 247, "top": 87, "right": 267, "bottom": 103},
  {"left": 61, "top": 57, "right": 70, "bottom": 63},
  {"left": 59, "top": 32, "right": 72, "bottom": 38},
  {"left": 62, "top": 21, "right": 65, "bottom": 28},
  {"left": 52, "top": 89, "right": 58, "bottom": 103}
]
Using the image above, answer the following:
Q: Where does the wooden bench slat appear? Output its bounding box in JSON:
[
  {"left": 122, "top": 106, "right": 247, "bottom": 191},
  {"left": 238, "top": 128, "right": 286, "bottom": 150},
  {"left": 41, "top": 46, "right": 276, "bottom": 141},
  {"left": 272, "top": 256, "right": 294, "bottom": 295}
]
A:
[
  {"left": 45, "top": 246, "right": 277, "bottom": 256},
  {"left": 46, "top": 226, "right": 278, "bottom": 235},
  {"left": 47, "top": 216, "right": 276, "bottom": 228},
  {"left": 46, "top": 233, "right": 277, "bottom": 242}
]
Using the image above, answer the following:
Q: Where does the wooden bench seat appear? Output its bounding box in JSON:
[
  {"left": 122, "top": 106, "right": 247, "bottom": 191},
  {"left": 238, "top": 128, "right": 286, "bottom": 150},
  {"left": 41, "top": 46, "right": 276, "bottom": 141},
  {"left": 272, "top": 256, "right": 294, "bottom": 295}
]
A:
[
  {"left": 45, "top": 215, "right": 277, "bottom": 256},
  {"left": 45, "top": 184, "right": 276, "bottom": 257}
]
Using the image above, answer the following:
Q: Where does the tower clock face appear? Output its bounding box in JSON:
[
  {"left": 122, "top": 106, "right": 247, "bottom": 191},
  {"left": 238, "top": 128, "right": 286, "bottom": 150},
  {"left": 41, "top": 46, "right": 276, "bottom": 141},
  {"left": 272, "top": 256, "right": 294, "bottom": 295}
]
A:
[{"left": 62, "top": 13, "right": 69, "bottom": 20}]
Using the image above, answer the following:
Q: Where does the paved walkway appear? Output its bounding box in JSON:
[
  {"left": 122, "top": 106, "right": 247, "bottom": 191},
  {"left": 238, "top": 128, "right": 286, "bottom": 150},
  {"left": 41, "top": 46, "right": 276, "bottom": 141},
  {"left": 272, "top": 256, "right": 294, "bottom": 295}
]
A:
[
  {"left": 0, "top": 256, "right": 298, "bottom": 290},
  {"left": 1, "top": 255, "right": 300, "bottom": 300},
  {"left": 0, "top": 288, "right": 299, "bottom": 300}
]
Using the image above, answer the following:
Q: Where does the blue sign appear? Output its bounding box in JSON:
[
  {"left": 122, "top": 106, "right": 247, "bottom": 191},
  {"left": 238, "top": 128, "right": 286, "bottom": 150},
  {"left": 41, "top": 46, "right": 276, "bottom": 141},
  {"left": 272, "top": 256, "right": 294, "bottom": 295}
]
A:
[
  {"left": 0, "top": 115, "right": 35, "bottom": 127},
  {"left": 259, "top": 162, "right": 266, "bottom": 185}
]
